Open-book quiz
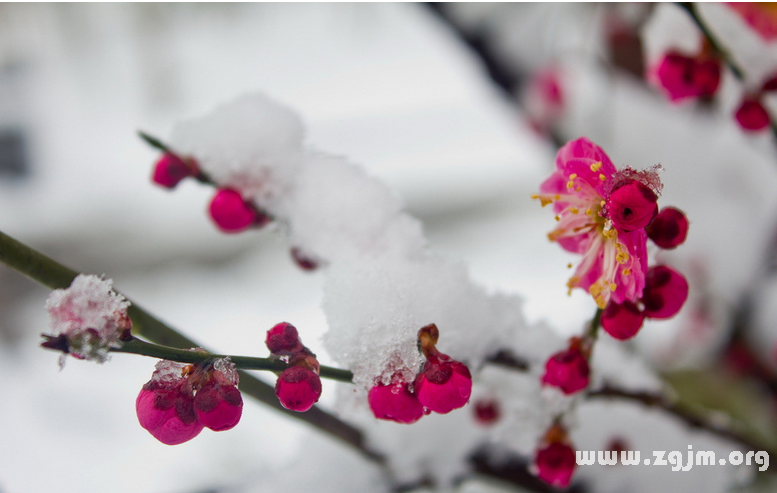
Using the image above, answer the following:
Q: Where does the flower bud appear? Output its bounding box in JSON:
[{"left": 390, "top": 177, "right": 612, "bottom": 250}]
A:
[
  {"left": 535, "top": 442, "right": 576, "bottom": 488},
  {"left": 266, "top": 322, "right": 304, "bottom": 355},
  {"left": 193, "top": 380, "right": 243, "bottom": 431},
  {"left": 152, "top": 153, "right": 193, "bottom": 189},
  {"left": 601, "top": 301, "right": 645, "bottom": 340},
  {"left": 652, "top": 52, "right": 720, "bottom": 102},
  {"left": 414, "top": 357, "right": 472, "bottom": 414},
  {"left": 735, "top": 98, "right": 770, "bottom": 132},
  {"left": 646, "top": 207, "right": 689, "bottom": 249},
  {"left": 275, "top": 366, "right": 322, "bottom": 412},
  {"left": 473, "top": 399, "right": 500, "bottom": 425},
  {"left": 136, "top": 382, "right": 204, "bottom": 445},
  {"left": 607, "top": 180, "right": 658, "bottom": 232},
  {"left": 541, "top": 347, "right": 590, "bottom": 395},
  {"left": 642, "top": 265, "right": 689, "bottom": 319},
  {"left": 208, "top": 188, "right": 259, "bottom": 233},
  {"left": 368, "top": 379, "right": 424, "bottom": 424}
]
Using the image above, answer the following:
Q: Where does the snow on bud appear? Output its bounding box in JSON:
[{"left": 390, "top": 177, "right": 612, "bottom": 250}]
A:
[
  {"left": 193, "top": 359, "right": 242, "bottom": 431},
  {"left": 208, "top": 188, "right": 263, "bottom": 233},
  {"left": 152, "top": 153, "right": 193, "bottom": 189},
  {"left": 601, "top": 300, "right": 645, "bottom": 340},
  {"left": 136, "top": 361, "right": 204, "bottom": 445},
  {"left": 44, "top": 274, "right": 131, "bottom": 365},
  {"left": 646, "top": 207, "right": 689, "bottom": 249},
  {"left": 642, "top": 265, "right": 689, "bottom": 319},
  {"left": 275, "top": 366, "right": 322, "bottom": 412},
  {"left": 266, "top": 322, "right": 304, "bottom": 355},
  {"left": 368, "top": 378, "right": 424, "bottom": 424},
  {"left": 541, "top": 344, "right": 590, "bottom": 395},
  {"left": 535, "top": 442, "right": 576, "bottom": 488},
  {"left": 735, "top": 97, "right": 771, "bottom": 132},
  {"left": 606, "top": 180, "right": 658, "bottom": 232}
]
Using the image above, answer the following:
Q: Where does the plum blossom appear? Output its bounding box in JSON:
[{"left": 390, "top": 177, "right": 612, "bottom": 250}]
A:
[
  {"left": 727, "top": 2, "right": 777, "bottom": 41},
  {"left": 533, "top": 138, "right": 661, "bottom": 308}
]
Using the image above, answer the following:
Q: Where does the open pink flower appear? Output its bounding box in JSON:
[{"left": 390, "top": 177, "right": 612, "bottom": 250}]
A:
[
  {"left": 648, "top": 51, "right": 721, "bottom": 102},
  {"left": 534, "top": 138, "right": 659, "bottom": 308}
]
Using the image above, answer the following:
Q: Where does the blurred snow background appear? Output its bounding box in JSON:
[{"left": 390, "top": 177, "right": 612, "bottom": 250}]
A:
[{"left": 1, "top": 3, "right": 776, "bottom": 493}]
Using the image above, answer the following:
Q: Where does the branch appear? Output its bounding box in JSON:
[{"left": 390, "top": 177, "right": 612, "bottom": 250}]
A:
[
  {"left": 588, "top": 385, "right": 777, "bottom": 457},
  {"left": 107, "top": 336, "right": 354, "bottom": 382},
  {"left": 0, "top": 229, "right": 383, "bottom": 463},
  {"left": 677, "top": 2, "right": 777, "bottom": 139}
]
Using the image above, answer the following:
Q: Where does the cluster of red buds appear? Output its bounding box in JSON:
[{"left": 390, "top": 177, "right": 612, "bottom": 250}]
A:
[
  {"left": 136, "top": 358, "right": 243, "bottom": 445},
  {"left": 533, "top": 423, "right": 577, "bottom": 488},
  {"left": 650, "top": 32, "right": 775, "bottom": 133},
  {"left": 150, "top": 149, "right": 317, "bottom": 271},
  {"left": 266, "top": 322, "right": 322, "bottom": 412},
  {"left": 151, "top": 152, "right": 271, "bottom": 233},
  {"left": 368, "top": 324, "right": 472, "bottom": 424}
]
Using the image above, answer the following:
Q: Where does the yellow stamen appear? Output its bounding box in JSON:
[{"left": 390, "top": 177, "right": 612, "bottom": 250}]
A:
[
  {"left": 599, "top": 174, "right": 606, "bottom": 181},
  {"left": 567, "top": 263, "right": 573, "bottom": 269},
  {"left": 590, "top": 161, "right": 602, "bottom": 172},
  {"left": 622, "top": 268, "right": 631, "bottom": 276},
  {"left": 609, "top": 283, "right": 617, "bottom": 292},
  {"left": 569, "top": 207, "right": 579, "bottom": 214},
  {"left": 555, "top": 215, "right": 561, "bottom": 222},
  {"left": 616, "top": 251, "right": 629, "bottom": 264}
]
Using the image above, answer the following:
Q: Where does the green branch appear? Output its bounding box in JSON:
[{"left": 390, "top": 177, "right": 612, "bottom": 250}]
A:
[{"left": 0, "top": 229, "right": 381, "bottom": 463}]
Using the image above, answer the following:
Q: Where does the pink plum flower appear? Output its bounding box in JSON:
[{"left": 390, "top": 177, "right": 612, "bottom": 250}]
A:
[
  {"left": 533, "top": 137, "right": 660, "bottom": 308},
  {"left": 414, "top": 324, "right": 472, "bottom": 414},
  {"left": 368, "top": 377, "right": 424, "bottom": 424},
  {"left": 44, "top": 274, "right": 131, "bottom": 366}
]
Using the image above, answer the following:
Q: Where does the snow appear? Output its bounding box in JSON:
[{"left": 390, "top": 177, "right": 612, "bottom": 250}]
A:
[{"left": 45, "top": 273, "right": 130, "bottom": 364}]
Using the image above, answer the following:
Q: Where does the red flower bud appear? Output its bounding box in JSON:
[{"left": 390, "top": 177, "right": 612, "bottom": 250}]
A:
[
  {"left": 642, "top": 266, "right": 689, "bottom": 319},
  {"left": 535, "top": 442, "right": 576, "bottom": 488},
  {"left": 414, "top": 357, "right": 472, "bottom": 414},
  {"left": 646, "top": 207, "right": 689, "bottom": 249},
  {"left": 473, "top": 399, "right": 500, "bottom": 425},
  {"left": 275, "top": 366, "right": 322, "bottom": 412},
  {"left": 541, "top": 347, "right": 590, "bottom": 395},
  {"left": 136, "top": 382, "right": 204, "bottom": 445},
  {"left": 735, "top": 98, "right": 770, "bottom": 132},
  {"left": 208, "top": 188, "right": 260, "bottom": 233},
  {"left": 368, "top": 379, "right": 424, "bottom": 424},
  {"left": 193, "top": 380, "right": 243, "bottom": 431},
  {"left": 607, "top": 180, "right": 658, "bottom": 232},
  {"left": 266, "top": 322, "right": 304, "bottom": 355},
  {"left": 601, "top": 301, "right": 645, "bottom": 340},
  {"left": 152, "top": 153, "right": 192, "bottom": 189}
]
